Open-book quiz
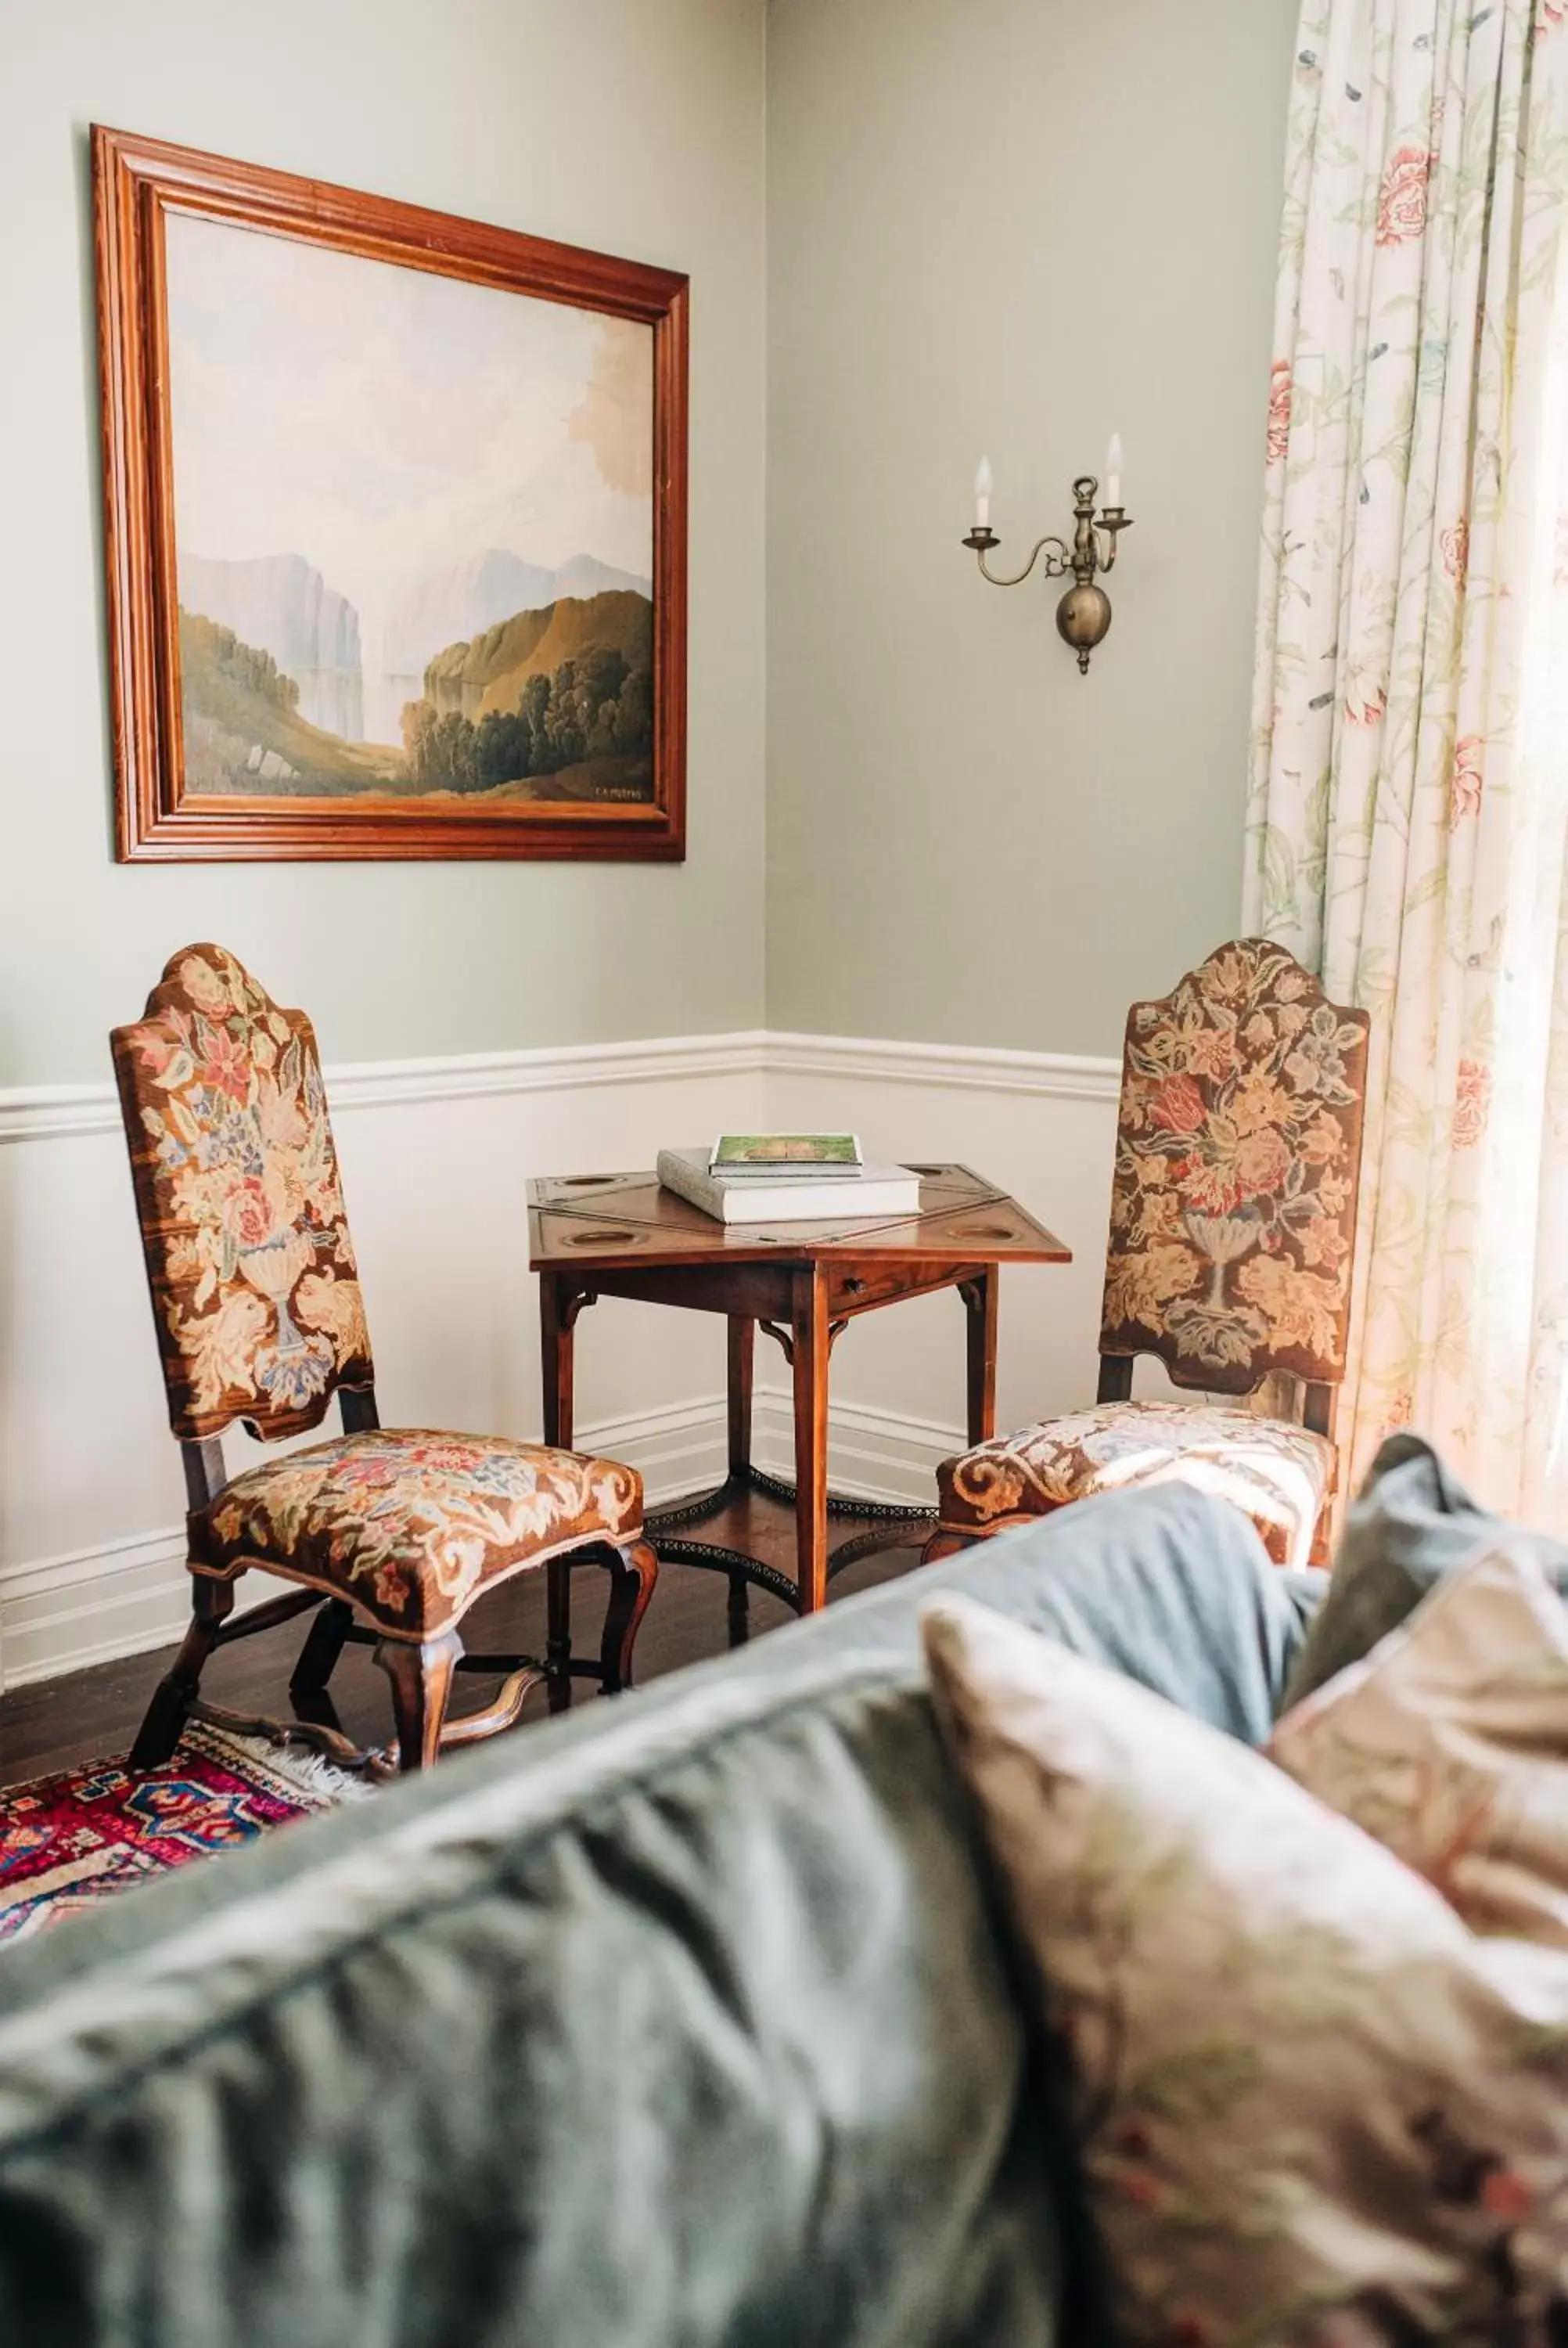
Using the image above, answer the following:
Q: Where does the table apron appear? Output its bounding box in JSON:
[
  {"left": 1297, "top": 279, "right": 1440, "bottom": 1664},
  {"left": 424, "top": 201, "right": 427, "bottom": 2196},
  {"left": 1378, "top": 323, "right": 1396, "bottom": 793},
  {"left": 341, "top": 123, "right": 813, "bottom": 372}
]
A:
[
  {"left": 547, "top": 1259, "right": 997, "bottom": 1321},
  {"left": 556, "top": 1264, "right": 799, "bottom": 1318}
]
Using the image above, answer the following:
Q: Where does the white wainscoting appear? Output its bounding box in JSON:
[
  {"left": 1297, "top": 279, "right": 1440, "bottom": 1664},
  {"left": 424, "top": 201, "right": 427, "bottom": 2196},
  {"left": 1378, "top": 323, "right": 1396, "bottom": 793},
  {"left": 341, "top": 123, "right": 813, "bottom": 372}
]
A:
[{"left": 0, "top": 1030, "right": 1120, "bottom": 1690}]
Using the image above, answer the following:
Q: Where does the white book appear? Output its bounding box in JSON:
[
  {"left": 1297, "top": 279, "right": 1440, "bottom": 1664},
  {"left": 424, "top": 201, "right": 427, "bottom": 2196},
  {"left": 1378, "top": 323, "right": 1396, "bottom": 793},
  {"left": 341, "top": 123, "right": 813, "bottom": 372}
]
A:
[{"left": 656, "top": 1146, "right": 921, "bottom": 1226}]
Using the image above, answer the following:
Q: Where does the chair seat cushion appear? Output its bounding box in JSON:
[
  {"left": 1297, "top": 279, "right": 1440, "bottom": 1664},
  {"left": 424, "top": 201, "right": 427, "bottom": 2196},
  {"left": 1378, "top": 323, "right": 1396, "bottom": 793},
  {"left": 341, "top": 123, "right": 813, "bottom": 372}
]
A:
[
  {"left": 189, "top": 1429, "right": 643, "bottom": 1637},
  {"left": 937, "top": 1399, "right": 1332, "bottom": 1570}
]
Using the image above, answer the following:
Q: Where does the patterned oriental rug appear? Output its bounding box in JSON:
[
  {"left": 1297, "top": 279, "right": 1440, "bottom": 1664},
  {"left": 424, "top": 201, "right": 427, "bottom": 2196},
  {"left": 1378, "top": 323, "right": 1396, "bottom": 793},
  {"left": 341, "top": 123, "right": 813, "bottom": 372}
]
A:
[{"left": 0, "top": 1720, "right": 370, "bottom": 1944}]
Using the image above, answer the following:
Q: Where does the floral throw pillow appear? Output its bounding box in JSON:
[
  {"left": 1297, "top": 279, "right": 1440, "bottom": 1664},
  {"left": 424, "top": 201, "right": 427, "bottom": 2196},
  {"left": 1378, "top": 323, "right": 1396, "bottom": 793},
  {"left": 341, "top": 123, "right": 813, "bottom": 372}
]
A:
[
  {"left": 1270, "top": 1538, "right": 1568, "bottom": 1953},
  {"left": 922, "top": 1593, "right": 1568, "bottom": 2346}
]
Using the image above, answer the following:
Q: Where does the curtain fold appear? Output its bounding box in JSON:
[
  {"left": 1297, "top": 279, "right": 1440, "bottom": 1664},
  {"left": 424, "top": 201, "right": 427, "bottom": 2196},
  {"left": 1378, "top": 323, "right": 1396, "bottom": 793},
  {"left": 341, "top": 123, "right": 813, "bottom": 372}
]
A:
[{"left": 1245, "top": 0, "right": 1568, "bottom": 1521}]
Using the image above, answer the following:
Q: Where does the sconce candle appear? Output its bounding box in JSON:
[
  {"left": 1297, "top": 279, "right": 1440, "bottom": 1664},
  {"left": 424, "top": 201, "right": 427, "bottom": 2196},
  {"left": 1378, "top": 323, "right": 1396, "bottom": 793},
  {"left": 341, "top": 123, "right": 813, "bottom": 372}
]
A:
[{"left": 960, "top": 456, "right": 1135, "bottom": 675}]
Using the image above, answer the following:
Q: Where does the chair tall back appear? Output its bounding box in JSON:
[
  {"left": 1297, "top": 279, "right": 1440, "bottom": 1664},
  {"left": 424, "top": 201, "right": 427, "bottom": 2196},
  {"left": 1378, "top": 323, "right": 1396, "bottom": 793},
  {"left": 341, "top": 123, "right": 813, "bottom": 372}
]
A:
[
  {"left": 110, "top": 945, "right": 374, "bottom": 1446},
  {"left": 1099, "top": 939, "right": 1369, "bottom": 1424}
]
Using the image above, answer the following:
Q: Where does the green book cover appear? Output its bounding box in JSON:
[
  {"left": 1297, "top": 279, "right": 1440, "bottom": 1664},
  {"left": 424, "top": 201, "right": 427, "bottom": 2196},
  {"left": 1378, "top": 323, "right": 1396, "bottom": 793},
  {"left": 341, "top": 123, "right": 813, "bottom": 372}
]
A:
[{"left": 710, "top": 1133, "right": 862, "bottom": 1176}]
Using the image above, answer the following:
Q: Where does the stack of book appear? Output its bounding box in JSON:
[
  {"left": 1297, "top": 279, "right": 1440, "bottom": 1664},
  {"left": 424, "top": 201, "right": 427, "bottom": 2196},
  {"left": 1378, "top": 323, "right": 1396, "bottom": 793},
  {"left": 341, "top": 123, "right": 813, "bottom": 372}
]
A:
[{"left": 656, "top": 1134, "right": 922, "bottom": 1226}]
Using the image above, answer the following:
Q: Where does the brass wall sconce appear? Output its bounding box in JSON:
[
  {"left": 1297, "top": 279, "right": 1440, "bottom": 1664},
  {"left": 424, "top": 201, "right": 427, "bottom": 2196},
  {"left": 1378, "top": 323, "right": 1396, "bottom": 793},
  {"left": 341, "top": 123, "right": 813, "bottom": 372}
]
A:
[{"left": 962, "top": 438, "right": 1134, "bottom": 673}]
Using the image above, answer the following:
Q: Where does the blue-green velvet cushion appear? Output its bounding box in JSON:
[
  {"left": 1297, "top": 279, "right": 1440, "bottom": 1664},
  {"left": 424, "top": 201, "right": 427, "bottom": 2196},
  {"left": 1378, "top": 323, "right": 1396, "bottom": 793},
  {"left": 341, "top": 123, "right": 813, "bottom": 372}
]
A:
[
  {"left": 1278, "top": 1431, "right": 1568, "bottom": 1710},
  {"left": 0, "top": 1486, "right": 1312, "bottom": 2348}
]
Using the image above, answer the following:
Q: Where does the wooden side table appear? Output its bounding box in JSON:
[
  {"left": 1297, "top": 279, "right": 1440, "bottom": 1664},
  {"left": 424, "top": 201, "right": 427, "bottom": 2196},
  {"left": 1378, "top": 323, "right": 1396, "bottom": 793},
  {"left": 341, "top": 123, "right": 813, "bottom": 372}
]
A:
[{"left": 528, "top": 1164, "right": 1070, "bottom": 1651}]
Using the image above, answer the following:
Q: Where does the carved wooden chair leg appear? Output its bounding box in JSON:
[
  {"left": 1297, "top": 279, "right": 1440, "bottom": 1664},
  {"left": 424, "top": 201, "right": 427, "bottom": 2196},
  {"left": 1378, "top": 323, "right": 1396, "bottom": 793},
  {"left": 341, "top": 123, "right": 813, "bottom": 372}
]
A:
[
  {"left": 129, "top": 1575, "right": 236, "bottom": 1771},
  {"left": 922, "top": 1529, "right": 980, "bottom": 1567},
  {"left": 545, "top": 1555, "right": 574, "bottom": 1716},
  {"left": 289, "top": 1597, "right": 355, "bottom": 1716},
  {"left": 599, "top": 1537, "right": 660, "bottom": 1694},
  {"left": 373, "top": 1630, "right": 462, "bottom": 1772}
]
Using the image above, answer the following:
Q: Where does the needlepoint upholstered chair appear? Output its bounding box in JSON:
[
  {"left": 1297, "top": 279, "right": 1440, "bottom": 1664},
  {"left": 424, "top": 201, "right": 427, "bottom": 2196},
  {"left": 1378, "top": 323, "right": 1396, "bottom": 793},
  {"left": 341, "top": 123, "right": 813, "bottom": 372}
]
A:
[
  {"left": 926, "top": 940, "right": 1370, "bottom": 1572},
  {"left": 112, "top": 945, "right": 658, "bottom": 1774}
]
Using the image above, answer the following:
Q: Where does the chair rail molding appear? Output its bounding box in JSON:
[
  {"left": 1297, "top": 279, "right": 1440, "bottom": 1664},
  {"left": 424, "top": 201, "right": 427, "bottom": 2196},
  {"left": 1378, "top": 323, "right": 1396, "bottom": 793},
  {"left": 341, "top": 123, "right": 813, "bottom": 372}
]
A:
[
  {"left": 0, "top": 1027, "right": 1120, "bottom": 1142},
  {"left": 0, "top": 1023, "right": 1121, "bottom": 1689},
  {"left": 0, "top": 1030, "right": 774, "bottom": 1145},
  {"left": 761, "top": 1030, "right": 1120, "bottom": 1102}
]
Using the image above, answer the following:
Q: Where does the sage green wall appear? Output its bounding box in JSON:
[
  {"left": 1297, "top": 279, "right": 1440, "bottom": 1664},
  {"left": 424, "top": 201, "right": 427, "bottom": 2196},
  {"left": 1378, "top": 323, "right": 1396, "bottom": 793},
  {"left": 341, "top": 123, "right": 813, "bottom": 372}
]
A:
[
  {"left": 0, "top": 0, "right": 766, "bottom": 1085},
  {"left": 5, "top": 0, "right": 1296, "bottom": 1084},
  {"left": 764, "top": 0, "right": 1298, "bottom": 1056}
]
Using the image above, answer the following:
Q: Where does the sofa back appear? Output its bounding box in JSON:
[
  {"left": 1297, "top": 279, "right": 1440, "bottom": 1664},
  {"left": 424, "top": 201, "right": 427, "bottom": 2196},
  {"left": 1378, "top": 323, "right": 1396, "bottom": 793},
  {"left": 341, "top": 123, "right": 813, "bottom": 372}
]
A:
[{"left": 0, "top": 1489, "right": 1309, "bottom": 2348}]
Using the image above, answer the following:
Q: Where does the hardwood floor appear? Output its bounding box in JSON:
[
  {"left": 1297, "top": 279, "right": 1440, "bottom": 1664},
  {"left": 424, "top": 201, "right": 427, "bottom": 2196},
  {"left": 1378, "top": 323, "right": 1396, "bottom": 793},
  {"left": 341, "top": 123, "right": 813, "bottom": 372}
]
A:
[{"left": 0, "top": 1486, "right": 927, "bottom": 1785}]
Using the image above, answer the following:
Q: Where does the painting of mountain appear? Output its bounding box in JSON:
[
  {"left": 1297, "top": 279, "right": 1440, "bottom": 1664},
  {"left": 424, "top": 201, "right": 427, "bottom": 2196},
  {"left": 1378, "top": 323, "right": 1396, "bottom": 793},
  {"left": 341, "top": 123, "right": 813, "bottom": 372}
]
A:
[
  {"left": 157, "top": 200, "right": 659, "bottom": 805},
  {"left": 179, "top": 610, "right": 387, "bottom": 797},
  {"left": 549, "top": 554, "right": 652, "bottom": 604},
  {"left": 178, "top": 553, "right": 365, "bottom": 740},
  {"left": 400, "top": 588, "right": 654, "bottom": 803},
  {"left": 379, "top": 549, "right": 557, "bottom": 727},
  {"left": 375, "top": 549, "right": 651, "bottom": 742},
  {"left": 422, "top": 589, "right": 651, "bottom": 721},
  {"left": 99, "top": 124, "right": 685, "bottom": 856}
]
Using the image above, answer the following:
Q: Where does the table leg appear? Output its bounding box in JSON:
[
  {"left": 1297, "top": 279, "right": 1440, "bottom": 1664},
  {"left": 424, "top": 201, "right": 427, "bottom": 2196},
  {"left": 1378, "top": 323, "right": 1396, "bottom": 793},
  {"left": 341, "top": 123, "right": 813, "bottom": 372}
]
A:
[
  {"left": 540, "top": 1270, "right": 576, "bottom": 1711},
  {"left": 791, "top": 1267, "right": 831, "bottom": 1614},
  {"left": 725, "top": 1315, "right": 754, "bottom": 1647},
  {"left": 962, "top": 1266, "right": 999, "bottom": 1446},
  {"left": 727, "top": 1315, "right": 754, "bottom": 1475},
  {"left": 540, "top": 1269, "right": 575, "bottom": 1452}
]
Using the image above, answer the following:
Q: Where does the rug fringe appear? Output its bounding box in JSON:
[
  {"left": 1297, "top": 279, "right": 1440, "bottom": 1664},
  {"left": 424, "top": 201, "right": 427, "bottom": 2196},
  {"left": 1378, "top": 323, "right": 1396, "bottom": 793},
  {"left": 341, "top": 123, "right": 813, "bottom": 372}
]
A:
[{"left": 188, "top": 1721, "right": 377, "bottom": 1806}]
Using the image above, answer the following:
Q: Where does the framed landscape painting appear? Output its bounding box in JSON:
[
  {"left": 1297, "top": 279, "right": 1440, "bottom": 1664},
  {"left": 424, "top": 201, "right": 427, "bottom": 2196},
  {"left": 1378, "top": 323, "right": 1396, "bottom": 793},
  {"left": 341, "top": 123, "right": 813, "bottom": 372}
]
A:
[{"left": 93, "top": 126, "right": 687, "bottom": 860}]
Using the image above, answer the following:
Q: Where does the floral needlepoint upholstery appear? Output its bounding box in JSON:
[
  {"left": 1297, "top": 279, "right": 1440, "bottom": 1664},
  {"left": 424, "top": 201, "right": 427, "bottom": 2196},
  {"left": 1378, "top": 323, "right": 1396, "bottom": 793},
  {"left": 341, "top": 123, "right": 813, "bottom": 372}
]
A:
[
  {"left": 189, "top": 1430, "right": 643, "bottom": 1639},
  {"left": 1103, "top": 940, "right": 1368, "bottom": 1388},
  {"left": 931, "top": 943, "right": 1368, "bottom": 1568},
  {"left": 936, "top": 1401, "right": 1333, "bottom": 1570},
  {"left": 110, "top": 945, "right": 373, "bottom": 1441}
]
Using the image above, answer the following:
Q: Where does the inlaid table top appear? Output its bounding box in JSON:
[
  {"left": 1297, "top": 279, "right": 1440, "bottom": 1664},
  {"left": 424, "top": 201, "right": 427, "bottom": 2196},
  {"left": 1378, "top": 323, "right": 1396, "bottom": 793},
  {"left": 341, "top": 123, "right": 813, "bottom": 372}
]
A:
[{"left": 527, "top": 1161, "right": 1070, "bottom": 1273}]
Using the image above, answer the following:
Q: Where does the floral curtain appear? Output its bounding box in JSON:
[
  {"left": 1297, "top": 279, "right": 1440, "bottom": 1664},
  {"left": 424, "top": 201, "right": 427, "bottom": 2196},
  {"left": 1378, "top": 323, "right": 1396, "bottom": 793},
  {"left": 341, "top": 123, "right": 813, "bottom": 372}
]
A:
[{"left": 1245, "top": 0, "right": 1568, "bottom": 1524}]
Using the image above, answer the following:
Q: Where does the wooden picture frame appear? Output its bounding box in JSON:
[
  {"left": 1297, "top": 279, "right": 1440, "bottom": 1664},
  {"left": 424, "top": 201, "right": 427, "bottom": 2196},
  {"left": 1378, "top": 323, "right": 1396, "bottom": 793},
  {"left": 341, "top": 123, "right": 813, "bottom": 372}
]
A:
[{"left": 93, "top": 126, "right": 688, "bottom": 862}]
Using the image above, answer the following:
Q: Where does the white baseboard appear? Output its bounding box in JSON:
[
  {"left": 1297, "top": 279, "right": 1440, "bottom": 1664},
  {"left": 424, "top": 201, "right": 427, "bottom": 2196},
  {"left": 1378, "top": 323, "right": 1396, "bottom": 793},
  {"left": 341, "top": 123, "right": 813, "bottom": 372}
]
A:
[
  {"left": 581, "top": 1393, "right": 732, "bottom": 1508},
  {"left": 0, "top": 1527, "right": 192, "bottom": 1692},
  {"left": 752, "top": 1387, "right": 957, "bottom": 1507}
]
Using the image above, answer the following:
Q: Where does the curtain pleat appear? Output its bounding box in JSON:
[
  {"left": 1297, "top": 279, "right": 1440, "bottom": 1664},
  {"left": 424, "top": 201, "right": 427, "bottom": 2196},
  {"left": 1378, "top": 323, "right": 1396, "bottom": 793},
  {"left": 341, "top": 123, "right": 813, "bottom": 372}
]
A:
[{"left": 1245, "top": 0, "right": 1568, "bottom": 1521}]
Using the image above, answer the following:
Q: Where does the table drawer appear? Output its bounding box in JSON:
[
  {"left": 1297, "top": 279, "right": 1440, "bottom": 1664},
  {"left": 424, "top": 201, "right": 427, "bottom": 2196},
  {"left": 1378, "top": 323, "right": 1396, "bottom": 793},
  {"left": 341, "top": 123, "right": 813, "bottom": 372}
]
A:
[{"left": 825, "top": 1262, "right": 984, "bottom": 1316}]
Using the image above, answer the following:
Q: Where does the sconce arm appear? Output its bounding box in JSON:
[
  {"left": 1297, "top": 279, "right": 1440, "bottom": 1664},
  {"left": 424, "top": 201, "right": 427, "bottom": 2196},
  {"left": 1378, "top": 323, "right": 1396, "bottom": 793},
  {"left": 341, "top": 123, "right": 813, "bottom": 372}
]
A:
[
  {"left": 966, "top": 533, "right": 1074, "bottom": 588},
  {"left": 1096, "top": 511, "right": 1133, "bottom": 576}
]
